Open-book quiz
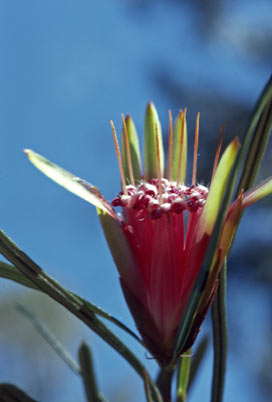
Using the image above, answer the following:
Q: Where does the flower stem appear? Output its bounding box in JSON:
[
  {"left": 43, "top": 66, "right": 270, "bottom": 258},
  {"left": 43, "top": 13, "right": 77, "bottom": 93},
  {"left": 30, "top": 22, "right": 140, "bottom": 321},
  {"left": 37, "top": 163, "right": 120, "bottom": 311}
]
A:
[
  {"left": 156, "top": 366, "right": 175, "bottom": 402},
  {"left": 211, "top": 259, "right": 228, "bottom": 402},
  {"left": 176, "top": 351, "right": 191, "bottom": 402}
]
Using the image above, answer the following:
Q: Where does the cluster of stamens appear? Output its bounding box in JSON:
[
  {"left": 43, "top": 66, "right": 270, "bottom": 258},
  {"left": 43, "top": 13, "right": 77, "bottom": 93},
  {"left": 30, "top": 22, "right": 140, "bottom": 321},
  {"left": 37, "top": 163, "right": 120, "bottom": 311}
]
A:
[{"left": 112, "top": 179, "right": 208, "bottom": 220}]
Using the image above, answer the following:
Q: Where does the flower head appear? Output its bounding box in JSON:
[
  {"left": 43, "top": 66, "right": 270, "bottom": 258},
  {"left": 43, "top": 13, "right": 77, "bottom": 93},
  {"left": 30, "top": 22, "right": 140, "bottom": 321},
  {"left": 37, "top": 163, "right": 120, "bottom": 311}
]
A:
[{"left": 25, "top": 103, "right": 272, "bottom": 365}]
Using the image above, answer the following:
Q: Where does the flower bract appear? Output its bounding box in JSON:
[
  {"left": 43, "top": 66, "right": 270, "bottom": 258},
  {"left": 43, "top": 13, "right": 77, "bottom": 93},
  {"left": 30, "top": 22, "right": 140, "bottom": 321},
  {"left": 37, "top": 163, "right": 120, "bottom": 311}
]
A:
[{"left": 25, "top": 103, "right": 272, "bottom": 365}]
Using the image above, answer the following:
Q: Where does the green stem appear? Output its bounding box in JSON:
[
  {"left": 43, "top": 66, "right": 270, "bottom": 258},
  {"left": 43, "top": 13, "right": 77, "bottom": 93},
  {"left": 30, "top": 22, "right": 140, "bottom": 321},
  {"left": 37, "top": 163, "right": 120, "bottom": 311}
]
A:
[
  {"left": 211, "top": 260, "right": 228, "bottom": 402},
  {"left": 176, "top": 351, "right": 191, "bottom": 402},
  {"left": 156, "top": 367, "right": 175, "bottom": 402},
  {"left": 143, "top": 370, "right": 154, "bottom": 402}
]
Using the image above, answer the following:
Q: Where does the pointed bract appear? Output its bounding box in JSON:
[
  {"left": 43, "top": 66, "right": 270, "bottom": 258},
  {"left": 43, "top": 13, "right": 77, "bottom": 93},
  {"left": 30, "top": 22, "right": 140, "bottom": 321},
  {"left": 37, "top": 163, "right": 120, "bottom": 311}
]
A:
[
  {"left": 97, "top": 208, "right": 144, "bottom": 300},
  {"left": 144, "top": 102, "right": 164, "bottom": 180},
  {"left": 197, "top": 138, "right": 240, "bottom": 239},
  {"left": 171, "top": 111, "right": 187, "bottom": 183},
  {"left": 25, "top": 149, "right": 118, "bottom": 220},
  {"left": 242, "top": 177, "right": 272, "bottom": 208},
  {"left": 121, "top": 115, "right": 141, "bottom": 183}
]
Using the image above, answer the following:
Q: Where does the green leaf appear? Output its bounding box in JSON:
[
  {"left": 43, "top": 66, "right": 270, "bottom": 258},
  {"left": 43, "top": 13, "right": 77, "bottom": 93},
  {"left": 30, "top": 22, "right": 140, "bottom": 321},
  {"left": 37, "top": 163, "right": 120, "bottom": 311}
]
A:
[
  {"left": 78, "top": 342, "right": 101, "bottom": 402},
  {"left": 0, "top": 384, "right": 38, "bottom": 402},
  {"left": 171, "top": 111, "right": 187, "bottom": 183},
  {"left": 144, "top": 102, "right": 164, "bottom": 180},
  {"left": 176, "top": 351, "right": 191, "bottom": 402},
  {"left": 17, "top": 304, "right": 81, "bottom": 375},
  {"left": 143, "top": 370, "right": 155, "bottom": 402},
  {"left": 0, "top": 260, "right": 142, "bottom": 344},
  {"left": 211, "top": 261, "right": 228, "bottom": 402},
  {"left": 25, "top": 149, "right": 118, "bottom": 219},
  {"left": 121, "top": 114, "right": 142, "bottom": 183},
  {"left": 0, "top": 260, "right": 37, "bottom": 290},
  {"left": 237, "top": 97, "right": 272, "bottom": 194},
  {"left": 235, "top": 74, "right": 272, "bottom": 191}
]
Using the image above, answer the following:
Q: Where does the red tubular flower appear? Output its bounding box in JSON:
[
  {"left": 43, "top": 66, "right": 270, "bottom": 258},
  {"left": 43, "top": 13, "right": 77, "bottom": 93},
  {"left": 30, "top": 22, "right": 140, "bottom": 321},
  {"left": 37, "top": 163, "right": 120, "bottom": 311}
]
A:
[{"left": 25, "top": 103, "right": 272, "bottom": 366}]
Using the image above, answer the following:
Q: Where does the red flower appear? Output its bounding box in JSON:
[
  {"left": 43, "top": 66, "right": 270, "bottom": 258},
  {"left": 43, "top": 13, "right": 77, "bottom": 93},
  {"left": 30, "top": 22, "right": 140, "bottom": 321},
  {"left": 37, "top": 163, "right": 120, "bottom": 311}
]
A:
[{"left": 25, "top": 103, "right": 272, "bottom": 365}]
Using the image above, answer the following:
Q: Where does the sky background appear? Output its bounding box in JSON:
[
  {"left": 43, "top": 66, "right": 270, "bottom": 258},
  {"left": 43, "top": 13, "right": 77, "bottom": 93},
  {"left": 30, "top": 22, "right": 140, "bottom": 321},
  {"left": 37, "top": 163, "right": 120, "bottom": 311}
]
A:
[{"left": 1, "top": 1, "right": 272, "bottom": 401}]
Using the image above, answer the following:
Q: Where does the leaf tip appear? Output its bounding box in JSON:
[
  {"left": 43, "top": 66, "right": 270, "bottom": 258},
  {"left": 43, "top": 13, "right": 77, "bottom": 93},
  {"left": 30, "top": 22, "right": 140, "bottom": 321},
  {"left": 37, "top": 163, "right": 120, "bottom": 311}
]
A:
[
  {"left": 233, "top": 137, "right": 241, "bottom": 149},
  {"left": 125, "top": 114, "right": 132, "bottom": 123},
  {"left": 24, "top": 148, "right": 32, "bottom": 157}
]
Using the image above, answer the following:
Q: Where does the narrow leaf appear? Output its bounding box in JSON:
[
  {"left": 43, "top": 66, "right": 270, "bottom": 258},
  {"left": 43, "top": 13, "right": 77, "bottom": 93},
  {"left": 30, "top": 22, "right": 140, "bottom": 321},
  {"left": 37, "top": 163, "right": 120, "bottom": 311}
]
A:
[
  {"left": 144, "top": 102, "right": 164, "bottom": 180},
  {"left": 235, "top": 74, "right": 272, "bottom": 193},
  {"left": 17, "top": 304, "right": 80, "bottom": 375},
  {"left": 211, "top": 262, "right": 228, "bottom": 402},
  {"left": 143, "top": 370, "right": 155, "bottom": 402},
  {"left": 0, "top": 260, "right": 37, "bottom": 290},
  {"left": 0, "top": 261, "right": 142, "bottom": 344},
  {"left": 78, "top": 342, "right": 100, "bottom": 402},
  {"left": 25, "top": 149, "right": 118, "bottom": 219},
  {"left": 237, "top": 98, "right": 272, "bottom": 193},
  {"left": 0, "top": 384, "right": 38, "bottom": 402}
]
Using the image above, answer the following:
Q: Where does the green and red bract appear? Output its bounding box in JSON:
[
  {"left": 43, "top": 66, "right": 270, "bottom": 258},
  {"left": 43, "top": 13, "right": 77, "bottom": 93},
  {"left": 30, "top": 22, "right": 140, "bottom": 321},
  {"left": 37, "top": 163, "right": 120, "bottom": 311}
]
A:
[{"left": 25, "top": 102, "right": 272, "bottom": 366}]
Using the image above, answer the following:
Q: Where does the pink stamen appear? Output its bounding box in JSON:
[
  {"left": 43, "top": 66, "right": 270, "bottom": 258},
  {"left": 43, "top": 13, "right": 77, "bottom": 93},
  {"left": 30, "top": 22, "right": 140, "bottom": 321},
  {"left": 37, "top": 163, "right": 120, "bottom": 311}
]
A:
[
  {"left": 111, "top": 120, "right": 128, "bottom": 196},
  {"left": 177, "top": 108, "right": 187, "bottom": 184},
  {"left": 211, "top": 124, "right": 224, "bottom": 184},
  {"left": 168, "top": 109, "right": 173, "bottom": 182},
  {"left": 155, "top": 123, "right": 163, "bottom": 205},
  {"left": 192, "top": 113, "right": 200, "bottom": 186},
  {"left": 111, "top": 179, "right": 208, "bottom": 219}
]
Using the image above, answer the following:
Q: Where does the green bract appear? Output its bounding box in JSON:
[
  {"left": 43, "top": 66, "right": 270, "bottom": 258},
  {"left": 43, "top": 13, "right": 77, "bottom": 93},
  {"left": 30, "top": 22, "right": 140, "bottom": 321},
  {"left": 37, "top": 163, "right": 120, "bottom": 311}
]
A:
[
  {"left": 144, "top": 102, "right": 164, "bottom": 180},
  {"left": 121, "top": 115, "right": 141, "bottom": 183},
  {"left": 171, "top": 110, "right": 187, "bottom": 183}
]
